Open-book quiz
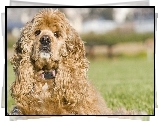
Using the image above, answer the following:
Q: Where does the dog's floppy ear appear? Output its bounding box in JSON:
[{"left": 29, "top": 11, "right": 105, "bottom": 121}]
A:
[
  {"left": 15, "top": 38, "right": 22, "bottom": 54},
  {"left": 65, "top": 27, "right": 86, "bottom": 60},
  {"left": 10, "top": 37, "right": 24, "bottom": 73},
  {"left": 10, "top": 20, "right": 34, "bottom": 73}
]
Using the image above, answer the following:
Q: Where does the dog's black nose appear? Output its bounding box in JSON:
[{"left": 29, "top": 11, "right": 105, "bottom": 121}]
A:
[{"left": 40, "top": 35, "right": 51, "bottom": 45}]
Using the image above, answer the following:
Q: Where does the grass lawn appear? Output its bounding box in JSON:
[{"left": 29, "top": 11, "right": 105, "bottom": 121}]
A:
[
  {"left": 7, "top": 57, "right": 154, "bottom": 114},
  {"left": 88, "top": 57, "right": 154, "bottom": 115},
  {"left": 7, "top": 60, "right": 15, "bottom": 112}
]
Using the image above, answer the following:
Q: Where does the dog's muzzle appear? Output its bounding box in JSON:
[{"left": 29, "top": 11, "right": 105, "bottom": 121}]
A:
[
  {"left": 39, "top": 35, "right": 51, "bottom": 58},
  {"left": 40, "top": 35, "right": 51, "bottom": 53}
]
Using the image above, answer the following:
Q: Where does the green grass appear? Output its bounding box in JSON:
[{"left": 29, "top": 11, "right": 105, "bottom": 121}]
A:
[
  {"left": 7, "top": 60, "right": 15, "bottom": 112},
  {"left": 88, "top": 57, "right": 154, "bottom": 114},
  {"left": 7, "top": 57, "right": 154, "bottom": 114}
]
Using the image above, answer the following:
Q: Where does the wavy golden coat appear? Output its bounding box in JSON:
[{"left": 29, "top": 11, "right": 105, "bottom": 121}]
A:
[{"left": 10, "top": 9, "right": 111, "bottom": 115}]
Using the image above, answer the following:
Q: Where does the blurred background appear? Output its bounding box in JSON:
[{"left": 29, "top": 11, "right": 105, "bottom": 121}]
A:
[
  {"left": 7, "top": 8, "right": 154, "bottom": 115},
  {"left": 7, "top": 8, "right": 154, "bottom": 60}
]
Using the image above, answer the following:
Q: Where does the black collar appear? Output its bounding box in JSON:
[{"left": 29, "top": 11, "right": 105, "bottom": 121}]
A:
[{"left": 42, "top": 71, "right": 55, "bottom": 79}]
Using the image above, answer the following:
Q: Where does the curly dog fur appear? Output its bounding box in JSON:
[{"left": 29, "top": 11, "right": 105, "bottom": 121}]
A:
[{"left": 10, "top": 9, "right": 111, "bottom": 115}]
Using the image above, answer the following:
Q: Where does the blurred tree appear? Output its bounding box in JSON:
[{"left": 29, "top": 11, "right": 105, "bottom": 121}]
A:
[
  {"left": 125, "top": 12, "right": 133, "bottom": 22},
  {"left": 126, "top": 8, "right": 154, "bottom": 21},
  {"left": 120, "top": 8, "right": 154, "bottom": 23},
  {"left": 83, "top": 8, "right": 114, "bottom": 21}
]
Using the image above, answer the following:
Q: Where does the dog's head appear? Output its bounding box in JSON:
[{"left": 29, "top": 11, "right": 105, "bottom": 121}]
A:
[
  {"left": 12, "top": 9, "right": 87, "bottom": 74},
  {"left": 30, "top": 9, "right": 69, "bottom": 70}
]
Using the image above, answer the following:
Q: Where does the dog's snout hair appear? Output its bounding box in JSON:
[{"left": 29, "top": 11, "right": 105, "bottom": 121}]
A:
[{"left": 40, "top": 35, "right": 51, "bottom": 45}]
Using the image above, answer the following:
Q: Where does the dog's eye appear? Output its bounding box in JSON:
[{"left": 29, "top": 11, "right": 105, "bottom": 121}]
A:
[
  {"left": 35, "top": 30, "right": 41, "bottom": 36},
  {"left": 54, "top": 31, "right": 60, "bottom": 38}
]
